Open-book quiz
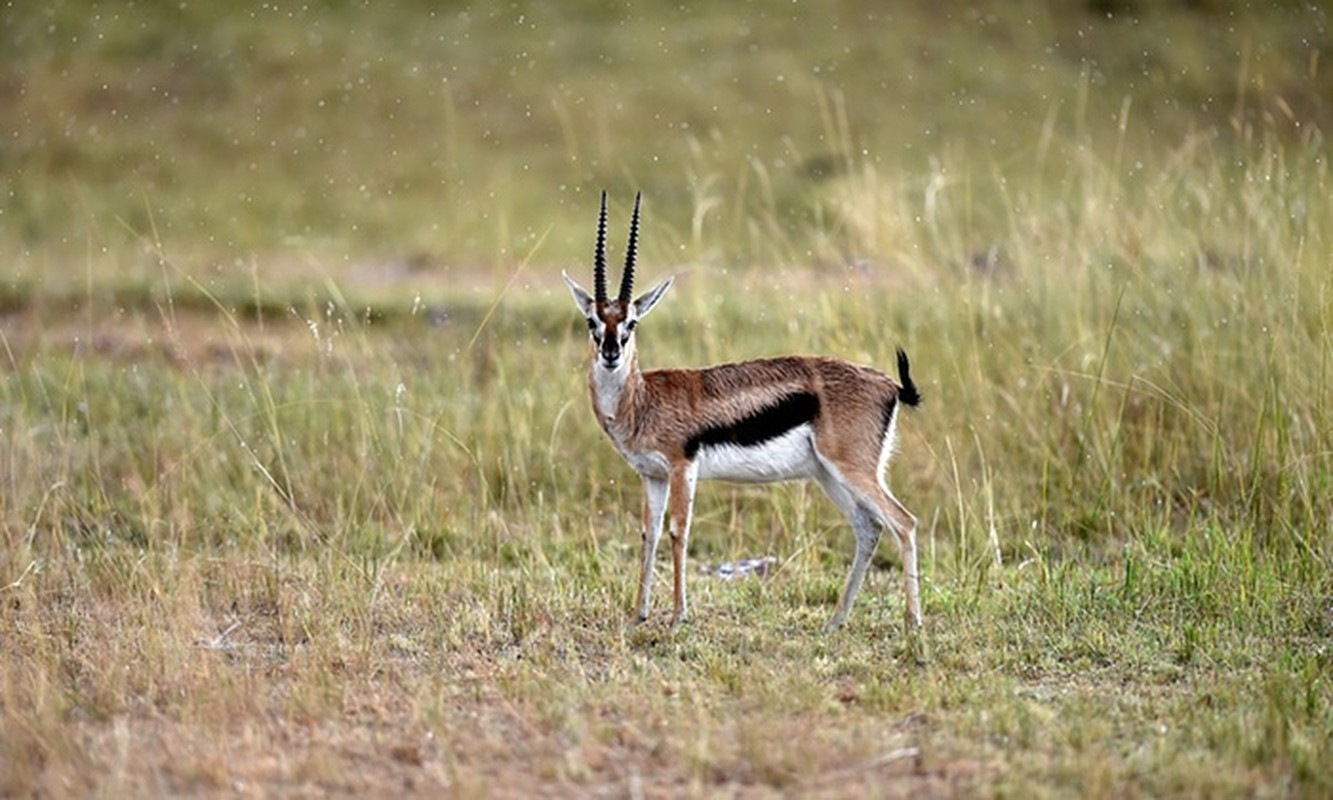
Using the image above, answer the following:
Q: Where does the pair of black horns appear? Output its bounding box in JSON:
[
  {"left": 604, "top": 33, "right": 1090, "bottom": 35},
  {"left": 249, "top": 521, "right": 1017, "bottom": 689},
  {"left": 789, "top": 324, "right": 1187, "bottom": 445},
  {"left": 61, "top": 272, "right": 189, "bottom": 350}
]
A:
[{"left": 592, "top": 190, "right": 641, "bottom": 305}]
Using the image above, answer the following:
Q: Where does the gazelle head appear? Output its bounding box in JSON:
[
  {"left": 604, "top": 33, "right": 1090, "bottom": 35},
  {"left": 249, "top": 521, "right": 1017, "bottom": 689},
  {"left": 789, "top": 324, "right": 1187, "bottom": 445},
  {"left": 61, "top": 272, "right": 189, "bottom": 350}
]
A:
[{"left": 563, "top": 191, "right": 673, "bottom": 373}]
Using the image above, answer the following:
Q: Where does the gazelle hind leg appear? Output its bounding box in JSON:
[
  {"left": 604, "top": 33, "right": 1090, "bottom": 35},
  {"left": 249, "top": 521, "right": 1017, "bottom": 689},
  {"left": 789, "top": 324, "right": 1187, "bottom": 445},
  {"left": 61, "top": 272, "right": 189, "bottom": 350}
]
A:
[
  {"left": 825, "top": 503, "right": 883, "bottom": 631},
  {"left": 823, "top": 457, "right": 923, "bottom": 630},
  {"left": 634, "top": 476, "right": 669, "bottom": 624},
  {"left": 883, "top": 489, "right": 922, "bottom": 627},
  {"left": 862, "top": 483, "right": 922, "bottom": 628},
  {"left": 815, "top": 464, "right": 880, "bottom": 631}
]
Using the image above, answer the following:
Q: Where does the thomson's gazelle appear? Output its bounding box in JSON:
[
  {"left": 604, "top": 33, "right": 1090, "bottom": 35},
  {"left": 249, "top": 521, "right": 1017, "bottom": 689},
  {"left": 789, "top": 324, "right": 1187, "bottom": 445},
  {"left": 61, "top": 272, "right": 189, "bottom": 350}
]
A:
[{"left": 563, "top": 192, "right": 923, "bottom": 632}]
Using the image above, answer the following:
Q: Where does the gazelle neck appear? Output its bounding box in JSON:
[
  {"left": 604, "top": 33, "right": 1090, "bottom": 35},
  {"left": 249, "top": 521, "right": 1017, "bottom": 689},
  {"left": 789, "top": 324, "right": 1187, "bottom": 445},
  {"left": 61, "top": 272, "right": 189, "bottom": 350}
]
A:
[{"left": 590, "top": 351, "right": 642, "bottom": 430}]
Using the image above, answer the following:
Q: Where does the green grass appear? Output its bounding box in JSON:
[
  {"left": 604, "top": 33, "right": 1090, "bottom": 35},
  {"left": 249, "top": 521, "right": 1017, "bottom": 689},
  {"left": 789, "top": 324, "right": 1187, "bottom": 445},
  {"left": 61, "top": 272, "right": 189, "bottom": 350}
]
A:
[{"left": 3, "top": 1, "right": 1332, "bottom": 796}]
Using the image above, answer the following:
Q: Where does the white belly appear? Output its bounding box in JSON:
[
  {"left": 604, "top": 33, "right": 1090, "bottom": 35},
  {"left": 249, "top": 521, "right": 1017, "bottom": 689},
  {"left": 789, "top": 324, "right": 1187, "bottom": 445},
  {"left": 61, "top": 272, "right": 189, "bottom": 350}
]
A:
[{"left": 695, "top": 424, "right": 819, "bottom": 483}]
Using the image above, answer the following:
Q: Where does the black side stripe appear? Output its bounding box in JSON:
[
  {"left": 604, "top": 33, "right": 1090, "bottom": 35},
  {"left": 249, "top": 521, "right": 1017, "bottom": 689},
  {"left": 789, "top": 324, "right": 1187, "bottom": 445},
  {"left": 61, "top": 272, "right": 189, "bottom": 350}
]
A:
[{"left": 684, "top": 392, "right": 820, "bottom": 460}]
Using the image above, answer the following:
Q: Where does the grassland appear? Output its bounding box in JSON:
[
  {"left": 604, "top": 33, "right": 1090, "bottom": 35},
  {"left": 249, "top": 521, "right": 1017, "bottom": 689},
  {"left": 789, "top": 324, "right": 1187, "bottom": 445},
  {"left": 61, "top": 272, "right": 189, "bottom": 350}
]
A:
[{"left": 2, "top": 1, "right": 1332, "bottom": 797}]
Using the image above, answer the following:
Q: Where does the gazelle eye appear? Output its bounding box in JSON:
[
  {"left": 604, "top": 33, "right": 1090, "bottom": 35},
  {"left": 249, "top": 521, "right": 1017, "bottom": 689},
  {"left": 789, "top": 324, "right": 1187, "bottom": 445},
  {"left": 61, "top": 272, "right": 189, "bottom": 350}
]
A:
[
  {"left": 625, "top": 320, "right": 637, "bottom": 332},
  {"left": 585, "top": 318, "right": 596, "bottom": 331}
]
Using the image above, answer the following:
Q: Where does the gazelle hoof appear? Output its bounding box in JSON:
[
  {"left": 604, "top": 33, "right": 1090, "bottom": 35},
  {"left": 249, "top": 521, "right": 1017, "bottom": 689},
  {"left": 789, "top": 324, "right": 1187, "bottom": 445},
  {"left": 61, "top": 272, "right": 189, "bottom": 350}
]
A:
[{"left": 823, "top": 616, "right": 848, "bottom": 634}]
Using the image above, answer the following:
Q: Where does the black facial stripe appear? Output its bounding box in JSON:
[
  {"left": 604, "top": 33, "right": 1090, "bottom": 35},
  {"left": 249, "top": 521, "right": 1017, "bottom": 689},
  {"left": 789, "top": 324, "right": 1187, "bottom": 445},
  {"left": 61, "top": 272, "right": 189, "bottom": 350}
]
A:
[
  {"left": 600, "top": 331, "right": 619, "bottom": 361},
  {"left": 684, "top": 392, "right": 820, "bottom": 460}
]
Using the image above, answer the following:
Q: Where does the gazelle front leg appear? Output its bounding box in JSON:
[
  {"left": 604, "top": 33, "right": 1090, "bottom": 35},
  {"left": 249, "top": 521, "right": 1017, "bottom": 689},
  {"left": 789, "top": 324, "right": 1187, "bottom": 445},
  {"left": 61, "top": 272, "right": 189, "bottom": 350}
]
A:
[
  {"left": 667, "top": 462, "right": 698, "bottom": 631},
  {"left": 634, "top": 476, "right": 670, "bottom": 624}
]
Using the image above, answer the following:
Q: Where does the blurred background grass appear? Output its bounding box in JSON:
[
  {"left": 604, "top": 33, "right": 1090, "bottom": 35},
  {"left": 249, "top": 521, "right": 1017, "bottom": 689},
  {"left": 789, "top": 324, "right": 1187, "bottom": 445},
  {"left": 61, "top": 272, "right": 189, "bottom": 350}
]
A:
[
  {"left": 2, "top": 0, "right": 1327, "bottom": 276},
  {"left": 3, "top": 0, "right": 1330, "bottom": 614},
  {"left": 4, "top": 0, "right": 1326, "bottom": 552}
]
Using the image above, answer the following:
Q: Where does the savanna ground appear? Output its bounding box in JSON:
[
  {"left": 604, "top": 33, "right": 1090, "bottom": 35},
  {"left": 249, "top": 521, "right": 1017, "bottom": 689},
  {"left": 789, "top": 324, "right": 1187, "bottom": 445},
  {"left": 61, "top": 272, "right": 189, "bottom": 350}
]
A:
[{"left": 2, "top": 1, "right": 1331, "bottom": 796}]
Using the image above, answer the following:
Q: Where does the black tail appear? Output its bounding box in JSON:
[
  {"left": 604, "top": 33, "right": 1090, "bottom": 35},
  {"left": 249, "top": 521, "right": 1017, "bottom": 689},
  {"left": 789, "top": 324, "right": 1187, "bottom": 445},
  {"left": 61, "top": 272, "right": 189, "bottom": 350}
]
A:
[{"left": 895, "top": 347, "right": 922, "bottom": 408}]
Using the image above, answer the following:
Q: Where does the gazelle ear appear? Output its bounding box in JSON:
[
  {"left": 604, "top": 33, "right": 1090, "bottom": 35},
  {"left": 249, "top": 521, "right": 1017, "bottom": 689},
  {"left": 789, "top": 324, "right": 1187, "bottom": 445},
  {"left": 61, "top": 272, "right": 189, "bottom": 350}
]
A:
[
  {"left": 562, "top": 271, "right": 596, "bottom": 318},
  {"left": 633, "top": 276, "right": 674, "bottom": 319}
]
